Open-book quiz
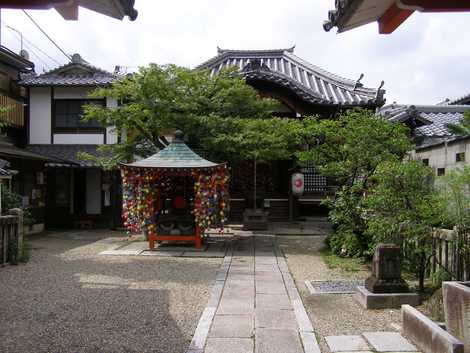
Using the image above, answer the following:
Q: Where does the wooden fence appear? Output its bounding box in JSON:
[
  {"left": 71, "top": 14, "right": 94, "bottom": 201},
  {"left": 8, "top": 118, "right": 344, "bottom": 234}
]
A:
[
  {"left": 430, "top": 228, "right": 470, "bottom": 281},
  {"left": 0, "top": 209, "right": 24, "bottom": 266}
]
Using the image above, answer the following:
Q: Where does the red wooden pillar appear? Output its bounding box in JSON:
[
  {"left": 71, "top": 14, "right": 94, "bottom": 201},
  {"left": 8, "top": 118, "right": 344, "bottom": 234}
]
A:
[
  {"left": 195, "top": 226, "right": 202, "bottom": 249},
  {"left": 149, "top": 231, "right": 156, "bottom": 250}
]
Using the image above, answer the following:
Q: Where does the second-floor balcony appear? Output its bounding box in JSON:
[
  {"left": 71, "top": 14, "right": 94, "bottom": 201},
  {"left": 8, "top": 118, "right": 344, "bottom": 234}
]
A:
[{"left": 0, "top": 94, "right": 24, "bottom": 128}]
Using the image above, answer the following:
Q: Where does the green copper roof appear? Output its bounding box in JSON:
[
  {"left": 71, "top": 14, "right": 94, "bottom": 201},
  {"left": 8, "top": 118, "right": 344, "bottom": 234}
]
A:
[{"left": 123, "top": 131, "right": 222, "bottom": 169}]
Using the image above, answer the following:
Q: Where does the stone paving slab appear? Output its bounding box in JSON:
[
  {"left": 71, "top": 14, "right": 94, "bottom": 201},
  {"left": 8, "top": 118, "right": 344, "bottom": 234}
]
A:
[
  {"left": 256, "top": 293, "right": 291, "bottom": 310},
  {"left": 187, "top": 235, "right": 320, "bottom": 353},
  {"left": 325, "top": 335, "right": 370, "bottom": 352},
  {"left": 217, "top": 297, "right": 254, "bottom": 315},
  {"left": 255, "top": 308, "right": 297, "bottom": 329},
  {"left": 209, "top": 315, "right": 254, "bottom": 338},
  {"left": 99, "top": 249, "right": 144, "bottom": 255},
  {"left": 140, "top": 250, "right": 183, "bottom": 257},
  {"left": 362, "top": 332, "right": 418, "bottom": 352},
  {"left": 100, "top": 240, "right": 226, "bottom": 257},
  {"left": 255, "top": 280, "right": 287, "bottom": 294},
  {"left": 255, "top": 329, "right": 304, "bottom": 353},
  {"left": 205, "top": 338, "right": 253, "bottom": 353}
]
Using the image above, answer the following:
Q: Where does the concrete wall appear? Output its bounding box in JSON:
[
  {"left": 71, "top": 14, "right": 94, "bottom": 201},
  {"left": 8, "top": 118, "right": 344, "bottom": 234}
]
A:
[
  {"left": 106, "top": 97, "right": 118, "bottom": 144},
  {"left": 54, "top": 134, "right": 104, "bottom": 144},
  {"left": 29, "top": 87, "right": 51, "bottom": 144},
  {"left": 86, "top": 169, "right": 101, "bottom": 215},
  {"left": 413, "top": 139, "right": 469, "bottom": 174}
]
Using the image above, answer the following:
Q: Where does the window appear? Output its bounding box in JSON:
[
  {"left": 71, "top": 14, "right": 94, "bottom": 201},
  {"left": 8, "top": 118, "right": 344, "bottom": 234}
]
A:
[
  {"left": 437, "top": 168, "right": 445, "bottom": 176},
  {"left": 54, "top": 99, "right": 104, "bottom": 131},
  {"left": 456, "top": 152, "right": 465, "bottom": 163},
  {"left": 422, "top": 158, "right": 429, "bottom": 166}
]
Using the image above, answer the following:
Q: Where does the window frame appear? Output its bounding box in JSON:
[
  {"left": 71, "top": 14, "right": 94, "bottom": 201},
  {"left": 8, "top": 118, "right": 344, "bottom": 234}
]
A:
[
  {"left": 456, "top": 152, "right": 465, "bottom": 163},
  {"left": 52, "top": 98, "right": 106, "bottom": 134}
]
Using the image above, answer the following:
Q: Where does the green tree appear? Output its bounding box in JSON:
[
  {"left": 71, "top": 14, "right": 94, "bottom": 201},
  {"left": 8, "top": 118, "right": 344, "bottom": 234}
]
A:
[
  {"left": 80, "top": 64, "right": 279, "bottom": 168},
  {"left": 447, "top": 110, "right": 470, "bottom": 135},
  {"left": 437, "top": 166, "right": 470, "bottom": 280},
  {"left": 297, "top": 109, "right": 413, "bottom": 257},
  {"left": 365, "top": 160, "right": 440, "bottom": 291},
  {"left": 203, "top": 117, "right": 305, "bottom": 208}
]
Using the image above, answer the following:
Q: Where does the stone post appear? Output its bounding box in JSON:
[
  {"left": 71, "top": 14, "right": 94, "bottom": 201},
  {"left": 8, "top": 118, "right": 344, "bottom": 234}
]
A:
[
  {"left": 8, "top": 208, "right": 24, "bottom": 261},
  {"left": 443, "top": 282, "right": 470, "bottom": 353}
]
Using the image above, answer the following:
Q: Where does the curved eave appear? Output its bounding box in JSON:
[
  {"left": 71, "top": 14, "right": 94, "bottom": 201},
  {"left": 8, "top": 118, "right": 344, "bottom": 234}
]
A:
[
  {"left": 119, "top": 162, "right": 227, "bottom": 171},
  {"left": 20, "top": 81, "right": 114, "bottom": 87},
  {"left": 244, "top": 69, "right": 382, "bottom": 106}
]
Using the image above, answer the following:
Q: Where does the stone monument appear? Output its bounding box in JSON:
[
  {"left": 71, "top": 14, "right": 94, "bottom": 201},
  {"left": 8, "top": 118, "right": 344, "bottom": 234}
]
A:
[
  {"left": 356, "top": 243, "right": 420, "bottom": 309},
  {"left": 365, "top": 243, "right": 410, "bottom": 293}
]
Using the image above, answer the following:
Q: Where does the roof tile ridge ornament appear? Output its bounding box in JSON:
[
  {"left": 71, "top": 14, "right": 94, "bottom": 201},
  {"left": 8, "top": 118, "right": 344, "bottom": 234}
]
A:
[
  {"left": 173, "top": 130, "right": 185, "bottom": 143},
  {"left": 375, "top": 80, "right": 385, "bottom": 102},
  {"left": 242, "top": 59, "right": 271, "bottom": 73},
  {"left": 37, "top": 53, "right": 115, "bottom": 78}
]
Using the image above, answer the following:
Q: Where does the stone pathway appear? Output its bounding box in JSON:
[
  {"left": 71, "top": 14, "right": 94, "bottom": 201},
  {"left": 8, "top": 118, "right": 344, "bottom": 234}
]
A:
[
  {"left": 187, "top": 235, "right": 320, "bottom": 353},
  {"left": 326, "top": 332, "right": 419, "bottom": 353}
]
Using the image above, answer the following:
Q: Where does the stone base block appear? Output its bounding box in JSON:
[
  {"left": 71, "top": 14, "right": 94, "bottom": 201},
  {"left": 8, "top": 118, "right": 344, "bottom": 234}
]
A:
[
  {"left": 355, "top": 286, "right": 420, "bottom": 309},
  {"left": 365, "top": 275, "right": 410, "bottom": 293},
  {"left": 243, "top": 209, "right": 268, "bottom": 230},
  {"left": 402, "top": 304, "right": 464, "bottom": 353}
]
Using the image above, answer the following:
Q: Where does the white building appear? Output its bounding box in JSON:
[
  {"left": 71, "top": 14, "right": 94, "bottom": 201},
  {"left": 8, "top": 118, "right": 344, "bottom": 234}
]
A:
[
  {"left": 20, "top": 54, "right": 121, "bottom": 228},
  {"left": 380, "top": 104, "right": 469, "bottom": 175}
]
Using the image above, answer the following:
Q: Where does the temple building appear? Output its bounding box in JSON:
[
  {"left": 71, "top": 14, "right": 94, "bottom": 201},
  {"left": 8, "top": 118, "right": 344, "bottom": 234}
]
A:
[{"left": 197, "top": 47, "right": 386, "bottom": 221}]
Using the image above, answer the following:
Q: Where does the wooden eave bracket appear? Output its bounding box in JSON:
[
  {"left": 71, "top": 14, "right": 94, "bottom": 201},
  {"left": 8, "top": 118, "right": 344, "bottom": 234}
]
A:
[{"left": 379, "top": 0, "right": 470, "bottom": 34}]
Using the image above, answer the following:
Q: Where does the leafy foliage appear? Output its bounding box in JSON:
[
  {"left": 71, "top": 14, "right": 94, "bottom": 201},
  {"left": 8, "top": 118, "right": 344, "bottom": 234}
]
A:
[
  {"left": 298, "top": 109, "right": 414, "bottom": 257},
  {"left": 81, "top": 64, "right": 280, "bottom": 167},
  {"left": 447, "top": 110, "right": 470, "bottom": 136},
  {"left": 1, "top": 186, "right": 35, "bottom": 226},
  {"left": 436, "top": 166, "right": 470, "bottom": 280},
  {"left": 365, "top": 160, "right": 441, "bottom": 291}
]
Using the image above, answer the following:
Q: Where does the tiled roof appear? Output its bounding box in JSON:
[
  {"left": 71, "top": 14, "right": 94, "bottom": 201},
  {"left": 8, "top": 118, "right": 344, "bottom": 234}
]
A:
[
  {"left": 197, "top": 47, "right": 385, "bottom": 107},
  {"left": 123, "top": 131, "right": 222, "bottom": 169},
  {"left": 379, "top": 104, "right": 470, "bottom": 137},
  {"left": 323, "top": 0, "right": 392, "bottom": 33},
  {"left": 26, "top": 144, "right": 109, "bottom": 167},
  {"left": 0, "top": 143, "right": 54, "bottom": 161},
  {"left": 441, "top": 93, "right": 470, "bottom": 106},
  {"left": 20, "top": 53, "right": 117, "bottom": 86}
]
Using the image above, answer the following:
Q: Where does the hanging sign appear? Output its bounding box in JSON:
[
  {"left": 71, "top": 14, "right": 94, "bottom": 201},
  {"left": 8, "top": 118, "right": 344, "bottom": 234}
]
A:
[{"left": 291, "top": 173, "right": 304, "bottom": 196}]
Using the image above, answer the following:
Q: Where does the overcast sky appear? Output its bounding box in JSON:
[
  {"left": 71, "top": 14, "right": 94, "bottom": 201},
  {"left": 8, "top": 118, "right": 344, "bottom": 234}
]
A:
[{"left": 2, "top": 0, "right": 469, "bottom": 105}]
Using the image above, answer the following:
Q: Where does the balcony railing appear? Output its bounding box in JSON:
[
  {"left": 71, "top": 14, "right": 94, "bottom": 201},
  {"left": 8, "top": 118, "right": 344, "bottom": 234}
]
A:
[{"left": 0, "top": 95, "right": 24, "bottom": 127}]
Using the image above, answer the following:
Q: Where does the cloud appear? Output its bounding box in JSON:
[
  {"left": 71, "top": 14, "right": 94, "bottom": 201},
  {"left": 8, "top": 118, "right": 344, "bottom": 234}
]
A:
[{"left": 2, "top": 0, "right": 470, "bottom": 105}]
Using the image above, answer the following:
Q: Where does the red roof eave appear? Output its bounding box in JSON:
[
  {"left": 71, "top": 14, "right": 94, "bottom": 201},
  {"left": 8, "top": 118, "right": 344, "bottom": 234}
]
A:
[{"left": 379, "top": 0, "right": 470, "bottom": 34}]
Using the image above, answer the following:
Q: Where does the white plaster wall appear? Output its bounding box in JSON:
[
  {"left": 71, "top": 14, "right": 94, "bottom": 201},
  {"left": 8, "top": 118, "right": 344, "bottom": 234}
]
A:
[
  {"left": 106, "top": 97, "right": 118, "bottom": 144},
  {"left": 86, "top": 169, "right": 101, "bottom": 215},
  {"left": 414, "top": 139, "right": 469, "bottom": 172},
  {"left": 29, "top": 87, "right": 51, "bottom": 144},
  {"left": 54, "top": 134, "right": 104, "bottom": 144},
  {"left": 54, "top": 86, "right": 91, "bottom": 99}
]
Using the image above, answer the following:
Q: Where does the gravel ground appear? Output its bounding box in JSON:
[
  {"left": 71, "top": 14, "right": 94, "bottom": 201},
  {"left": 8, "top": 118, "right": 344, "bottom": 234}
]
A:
[
  {"left": 0, "top": 230, "right": 221, "bottom": 353},
  {"left": 278, "top": 235, "right": 402, "bottom": 353}
]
